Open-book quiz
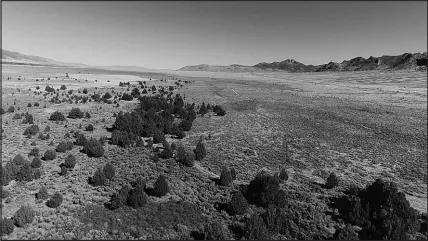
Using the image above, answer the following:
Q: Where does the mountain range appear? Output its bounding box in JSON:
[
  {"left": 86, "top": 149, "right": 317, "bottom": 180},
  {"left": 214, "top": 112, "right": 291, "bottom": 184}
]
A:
[
  {"left": 179, "top": 52, "right": 427, "bottom": 72},
  {"left": 2, "top": 48, "right": 426, "bottom": 73}
]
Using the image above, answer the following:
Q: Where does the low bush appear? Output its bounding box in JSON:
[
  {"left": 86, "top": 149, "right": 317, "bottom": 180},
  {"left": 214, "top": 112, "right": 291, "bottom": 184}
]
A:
[
  {"left": 111, "top": 130, "right": 134, "bottom": 147},
  {"left": 64, "top": 154, "right": 76, "bottom": 168},
  {"left": 30, "top": 157, "right": 41, "bottom": 168},
  {"left": 1, "top": 218, "right": 15, "bottom": 236},
  {"left": 219, "top": 166, "right": 233, "bottom": 186},
  {"left": 43, "top": 149, "right": 57, "bottom": 160},
  {"left": 60, "top": 166, "right": 68, "bottom": 176},
  {"left": 228, "top": 191, "right": 249, "bottom": 215},
  {"left": 36, "top": 186, "right": 49, "bottom": 200},
  {"left": 161, "top": 141, "right": 173, "bottom": 159},
  {"left": 325, "top": 172, "right": 339, "bottom": 189},
  {"left": 16, "top": 162, "right": 33, "bottom": 182},
  {"left": 245, "top": 172, "right": 285, "bottom": 208},
  {"left": 56, "top": 141, "right": 73, "bottom": 153},
  {"left": 194, "top": 139, "right": 207, "bottom": 161},
  {"left": 333, "top": 224, "right": 359, "bottom": 240},
  {"left": 279, "top": 168, "right": 289, "bottom": 182},
  {"left": 203, "top": 220, "right": 230, "bottom": 240},
  {"left": 46, "top": 192, "right": 63, "bottom": 208},
  {"left": 68, "top": 107, "right": 84, "bottom": 119},
  {"left": 75, "top": 132, "right": 87, "bottom": 146},
  {"left": 83, "top": 137, "right": 105, "bottom": 157},
  {"left": 103, "top": 163, "right": 115, "bottom": 180},
  {"left": 85, "top": 124, "right": 94, "bottom": 132},
  {"left": 32, "top": 168, "right": 42, "bottom": 179},
  {"left": 49, "top": 111, "right": 66, "bottom": 121},
  {"left": 244, "top": 214, "right": 269, "bottom": 240},
  {"left": 23, "top": 124, "right": 39, "bottom": 136},
  {"left": 110, "top": 185, "right": 131, "bottom": 209},
  {"left": 153, "top": 174, "right": 169, "bottom": 197},
  {"left": 13, "top": 205, "right": 35, "bottom": 227},
  {"left": 127, "top": 185, "right": 148, "bottom": 208},
  {"left": 90, "top": 168, "right": 106, "bottom": 186}
]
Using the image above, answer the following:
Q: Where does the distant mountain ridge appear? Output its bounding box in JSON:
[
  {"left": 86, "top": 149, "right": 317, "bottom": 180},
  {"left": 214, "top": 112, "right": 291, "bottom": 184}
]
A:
[
  {"left": 179, "top": 52, "right": 427, "bottom": 73},
  {"left": 1, "top": 49, "right": 88, "bottom": 67}
]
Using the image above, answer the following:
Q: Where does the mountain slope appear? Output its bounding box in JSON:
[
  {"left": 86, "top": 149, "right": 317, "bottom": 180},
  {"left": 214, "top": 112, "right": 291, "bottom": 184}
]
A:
[
  {"left": 1, "top": 49, "right": 89, "bottom": 67},
  {"left": 178, "top": 64, "right": 268, "bottom": 72}
]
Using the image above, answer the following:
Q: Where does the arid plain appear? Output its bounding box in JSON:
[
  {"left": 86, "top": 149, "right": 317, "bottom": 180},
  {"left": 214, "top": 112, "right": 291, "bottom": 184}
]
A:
[{"left": 1, "top": 64, "right": 427, "bottom": 239}]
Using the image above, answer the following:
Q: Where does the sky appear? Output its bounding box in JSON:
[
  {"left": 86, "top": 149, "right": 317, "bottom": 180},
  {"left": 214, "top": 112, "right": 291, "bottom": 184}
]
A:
[{"left": 2, "top": 1, "right": 427, "bottom": 70}]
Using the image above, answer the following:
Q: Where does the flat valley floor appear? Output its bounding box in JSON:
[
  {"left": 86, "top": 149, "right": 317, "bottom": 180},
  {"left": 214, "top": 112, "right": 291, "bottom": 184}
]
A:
[{"left": 1, "top": 65, "right": 427, "bottom": 239}]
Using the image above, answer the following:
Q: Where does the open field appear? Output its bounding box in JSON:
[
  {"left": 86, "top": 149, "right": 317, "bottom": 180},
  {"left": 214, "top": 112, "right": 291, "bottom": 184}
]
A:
[{"left": 1, "top": 65, "right": 427, "bottom": 239}]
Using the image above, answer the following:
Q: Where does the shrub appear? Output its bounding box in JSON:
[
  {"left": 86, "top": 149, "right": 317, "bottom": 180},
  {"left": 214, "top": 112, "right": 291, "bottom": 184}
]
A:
[
  {"left": 230, "top": 168, "right": 237, "bottom": 180},
  {"left": 161, "top": 141, "right": 173, "bottom": 159},
  {"left": 64, "top": 154, "right": 76, "bottom": 168},
  {"left": 30, "top": 157, "right": 41, "bottom": 168},
  {"left": 338, "top": 179, "right": 420, "bottom": 240},
  {"left": 83, "top": 137, "right": 105, "bottom": 157},
  {"left": 23, "top": 124, "right": 39, "bottom": 136},
  {"left": 111, "top": 130, "right": 133, "bottom": 147},
  {"left": 213, "top": 105, "right": 226, "bottom": 116},
  {"left": 1, "top": 218, "right": 14, "bottom": 236},
  {"left": 121, "top": 93, "right": 134, "bottom": 101},
  {"left": 103, "top": 163, "right": 115, "bottom": 180},
  {"left": 32, "top": 168, "right": 42, "bottom": 179},
  {"left": 152, "top": 153, "right": 160, "bottom": 162},
  {"left": 180, "top": 119, "right": 192, "bottom": 131},
  {"left": 171, "top": 142, "right": 177, "bottom": 152},
  {"left": 60, "top": 85, "right": 67, "bottom": 90},
  {"left": 49, "top": 111, "right": 66, "bottom": 121},
  {"left": 36, "top": 186, "right": 49, "bottom": 200},
  {"left": 245, "top": 172, "right": 284, "bottom": 208},
  {"left": 325, "top": 172, "right": 339, "bottom": 189},
  {"left": 153, "top": 174, "right": 169, "bottom": 197},
  {"left": 90, "top": 168, "right": 106, "bottom": 186},
  {"left": 34, "top": 102, "right": 39, "bottom": 107},
  {"left": 110, "top": 185, "right": 131, "bottom": 209},
  {"left": 1, "top": 108, "right": 6, "bottom": 115},
  {"left": 244, "top": 214, "right": 268, "bottom": 240},
  {"left": 103, "top": 92, "right": 112, "bottom": 100},
  {"left": 75, "top": 132, "right": 87, "bottom": 146},
  {"left": 85, "top": 124, "right": 94, "bottom": 132},
  {"left": 16, "top": 162, "right": 33, "bottom": 182},
  {"left": 279, "top": 168, "right": 289, "bottom": 182},
  {"left": 219, "top": 167, "right": 233, "bottom": 186},
  {"left": 194, "top": 139, "right": 207, "bottom": 161},
  {"left": 203, "top": 220, "right": 230, "bottom": 240},
  {"left": 27, "top": 103, "right": 32, "bottom": 107},
  {"left": 13, "top": 113, "right": 22, "bottom": 120},
  {"left": 153, "top": 128, "right": 165, "bottom": 144},
  {"left": 7, "top": 106, "right": 15, "bottom": 113},
  {"left": 46, "top": 192, "right": 63, "bottom": 208},
  {"left": 44, "top": 125, "right": 51, "bottom": 132},
  {"left": 13, "top": 205, "right": 35, "bottom": 227},
  {"left": 228, "top": 191, "right": 249, "bottom": 215},
  {"left": 22, "top": 112, "right": 34, "bottom": 124},
  {"left": 60, "top": 166, "right": 68, "bottom": 176},
  {"left": 82, "top": 88, "right": 88, "bottom": 94},
  {"left": 45, "top": 86, "right": 55, "bottom": 92},
  {"left": 127, "top": 185, "right": 148, "bottom": 208},
  {"left": 68, "top": 107, "right": 84, "bottom": 119},
  {"left": 133, "top": 177, "right": 147, "bottom": 189},
  {"left": 56, "top": 141, "right": 73, "bottom": 153},
  {"left": 43, "top": 149, "right": 57, "bottom": 160},
  {"left": 333, "top": 224, "right": 359, "bottom": 240},
  {"left": 13, "top": 154, "right": 27, "bottom": 165}
]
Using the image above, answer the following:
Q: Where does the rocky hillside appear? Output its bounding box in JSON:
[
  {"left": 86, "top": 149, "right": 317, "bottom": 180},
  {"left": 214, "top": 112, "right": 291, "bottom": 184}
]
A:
[{"left": 179, "top": 52, "right": 427, "bottom": 73}]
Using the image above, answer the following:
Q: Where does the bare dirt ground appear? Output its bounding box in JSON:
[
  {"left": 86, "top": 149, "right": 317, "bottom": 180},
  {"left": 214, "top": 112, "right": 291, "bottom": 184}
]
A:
[{"left": 1, "top": 65, "right": 427, "bottom": 239}]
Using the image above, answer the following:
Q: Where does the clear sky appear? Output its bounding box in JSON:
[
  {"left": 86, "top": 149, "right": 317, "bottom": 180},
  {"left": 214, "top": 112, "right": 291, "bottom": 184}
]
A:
[{"left": 2, "top": 1, "right": 427, "bottom": 69}]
